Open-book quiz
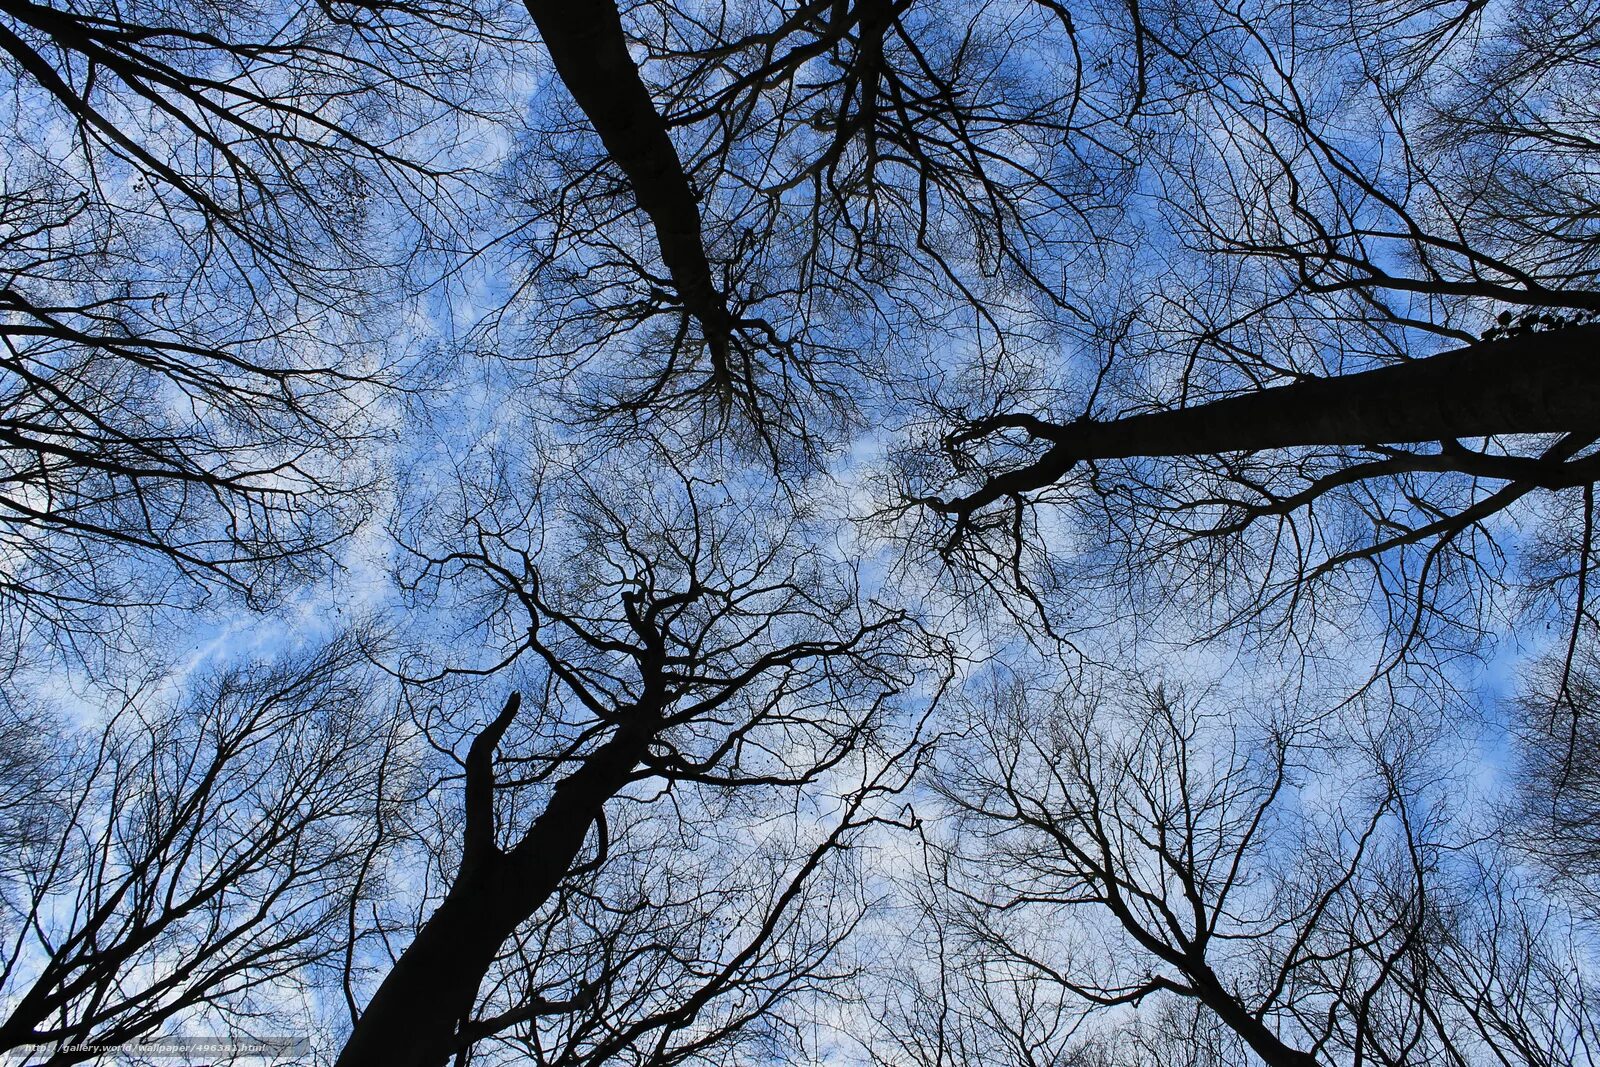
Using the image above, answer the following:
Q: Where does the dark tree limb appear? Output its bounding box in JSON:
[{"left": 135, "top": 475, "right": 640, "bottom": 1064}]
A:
[
  {"left": 522, "top": 0, "right": 735, "bottom": 385},
  {"left": 462, "top": 692, "right": 522, "bottom": 869},
  {"left": 927, "top": 324, "right": 1600, "bottom": 525},
  {"left": 334, "top": 700, "right": 659, "bottom": 1067}
]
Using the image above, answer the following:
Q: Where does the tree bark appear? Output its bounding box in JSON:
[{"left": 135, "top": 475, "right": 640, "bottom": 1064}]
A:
[
  {"left": 522, "top": 0, "right": 733, "bottom": 368},
  {"left": 1187, "top": 967, "right": 1321, "bottom": 1067},
  {"left": 935, "top": 325, "right": 1600, "bottom": 516},
  {"left": 335, "top": 714, "right": 656, "bottom": 1067}
]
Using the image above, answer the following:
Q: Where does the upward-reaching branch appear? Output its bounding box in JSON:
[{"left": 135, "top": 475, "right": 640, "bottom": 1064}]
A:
[
  {"left": 462, "top": 692, "right": 522, "bottom": 869},
  {"left": 342, "top": 469, "right": 930, "bottom": 1067}
]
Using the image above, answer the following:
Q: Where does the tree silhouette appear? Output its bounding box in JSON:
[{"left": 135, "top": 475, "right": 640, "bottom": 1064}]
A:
[
  {"left": 0, "top": 635, "right": 404, "bottom": 1066},
  {"left": 2, "top": 0, "right": 1596, "bottom": 1063},
  {"left": 920, "top": 674, "right": 1597, "bottom": 1067},
  {"left": 0, "top": 0, "right": 497, "bottom": 658},
  {"left": 339, "top": 460, "right": 944, "bottom": 1067}
]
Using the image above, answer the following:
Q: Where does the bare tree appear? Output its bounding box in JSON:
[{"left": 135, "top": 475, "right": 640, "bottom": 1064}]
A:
[
  {"left": 7, "top": 3, "right": 1598, "bottom": 1066},
  {"left": 0, "top": 0, "right": 512, "bottom": 660},
  {"left": 902, "top": 0, "right": 1600, "bottom": 682},
  {"left": 923, "top": 673, "right": 1598, "bottom": 1067},
  {"left": 336, "top": 456, "right": 946, "bottom": 1067},
  {"left": 502, "top": 0, "right": 1136, "bottom": 462},
  {"left": 0, "top": 633, "right": 407, "bottom": 1066}
]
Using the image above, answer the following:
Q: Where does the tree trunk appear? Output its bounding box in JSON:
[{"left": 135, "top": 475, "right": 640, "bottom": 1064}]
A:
[
  {"left": 332, "top": 868, "right": 520, "bottom": 1067},
  {"left": 522, "top": 0, "right": 732, "bottom": 356},
  {"left": 938, "top": 325, "right": 1600, "bottom": 514},
  {"left": 1187, "top": 967, "right": 1321, "bottom": 1067},
  {"left": 335, "top": 721, "right": 655, "bottom": 1067}
]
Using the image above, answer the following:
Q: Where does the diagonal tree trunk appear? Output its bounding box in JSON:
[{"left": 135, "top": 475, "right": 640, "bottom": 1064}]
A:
[
  {"left": 335, "top": 696, "right": 659, "bottom": 1067},
  {"left": 1185, "top": 967, "right": 1320, "bottom": 1067},
  {"left": 931, "top": 324, "right": 1600, "bottom": 519},
  {"left": 522, "top": 0, "right": 735, "bottom": 379}
]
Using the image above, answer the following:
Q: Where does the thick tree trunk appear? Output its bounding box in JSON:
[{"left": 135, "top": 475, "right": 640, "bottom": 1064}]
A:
[
  {"left": 1187, "top": 968, "right": 1321, "bottom": 1067},
  {"left": 332, "top": 869, "right": 521, "bottom": 1067},
  {"left": 937, "top": 325, "right": 1600, "bottom": 515},
  {"left": 522, "top": 0, "right": 733, "bottom": 365},
  {"left": 335, "top": 720, "right": 655, "bottom": 1067}
]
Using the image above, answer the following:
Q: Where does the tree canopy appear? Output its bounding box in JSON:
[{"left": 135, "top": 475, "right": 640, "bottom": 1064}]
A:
[{"left": 1, "top": 0, "right": 1596, "bottom": 1064}]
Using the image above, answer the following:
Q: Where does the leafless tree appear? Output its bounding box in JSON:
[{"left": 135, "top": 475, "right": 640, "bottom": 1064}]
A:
[
  {"left": 0, "top": 632, "right": 408, "bottom": 1066},
  {"left": 6, "top": 2, "right": 1597, "bottom": 1065},
  {"left": 0, "top": 0, "right": 514, "bottom": 662},
  {"left": 921, "top": 673, "right": 1598, "bottom": 1067},
  {"left": 335, "top": 455, "right": 948, "bottom": 1067},
  {"left": 903, "top": 0, "right": 1600, "bottom": 685},
  {"left": 499, "top": 0, "right": 1137, "bottom": 463}
]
